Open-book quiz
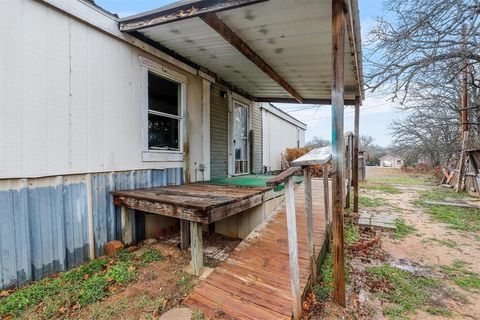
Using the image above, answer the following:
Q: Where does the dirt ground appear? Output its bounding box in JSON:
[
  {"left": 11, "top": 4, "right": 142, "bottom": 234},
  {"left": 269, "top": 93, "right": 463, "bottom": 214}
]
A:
[
  {"left": 3, "top": 167, "right": 480, "bottom": 320},
  {"left": 0, "top": 233, "right": 240, "bottom": 320},
  {"left": 304, "top": 167, "right": 480, "bottom": 320},
  {"left": 69, "top": 233, "right": 241, "bottom": 320}
]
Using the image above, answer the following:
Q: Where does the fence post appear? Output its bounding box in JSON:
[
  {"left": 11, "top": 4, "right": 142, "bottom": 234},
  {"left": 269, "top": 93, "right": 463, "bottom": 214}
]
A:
[{"left": 285, "top": 176, "right": 301, "bottom": 320}]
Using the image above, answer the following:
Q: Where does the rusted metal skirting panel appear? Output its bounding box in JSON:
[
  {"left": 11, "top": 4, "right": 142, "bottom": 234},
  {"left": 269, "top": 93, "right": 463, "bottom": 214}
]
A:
[{"left": 0, "top": 168, "right": 182, "bottom": 290}]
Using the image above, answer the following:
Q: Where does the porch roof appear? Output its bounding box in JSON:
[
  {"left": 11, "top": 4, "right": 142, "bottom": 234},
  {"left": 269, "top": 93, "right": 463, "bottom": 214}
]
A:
[{"left": 119, "top": 0, "right": 364, "bottom": 105}]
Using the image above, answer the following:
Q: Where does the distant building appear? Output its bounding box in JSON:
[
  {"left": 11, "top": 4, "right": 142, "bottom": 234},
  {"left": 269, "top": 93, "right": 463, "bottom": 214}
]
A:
[
  {"left": 261, "top": 103, "right": 307, "bottom": 172},
  {"left": 380, "top": 154, "right": 405, "bottom": 168}
]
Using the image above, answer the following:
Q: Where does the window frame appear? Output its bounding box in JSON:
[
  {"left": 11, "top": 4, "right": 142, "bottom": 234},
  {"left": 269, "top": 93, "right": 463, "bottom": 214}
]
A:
[{"left": 140, "top": 57, "right": 187, "bottom": 159}]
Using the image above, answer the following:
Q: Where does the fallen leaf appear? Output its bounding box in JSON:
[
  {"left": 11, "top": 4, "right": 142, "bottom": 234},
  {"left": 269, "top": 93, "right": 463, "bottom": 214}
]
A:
[
  {"left": 58, "top": 306, "right": 67, "bottom": 314},
  {"left": 0, "top": 290, "right": 10, "bottom": 297}
]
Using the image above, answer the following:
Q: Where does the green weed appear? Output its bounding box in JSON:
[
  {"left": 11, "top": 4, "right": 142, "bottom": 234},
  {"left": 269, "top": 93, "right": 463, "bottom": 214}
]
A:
[
  {"left": 367, "top": 265, "right": 443, "bottom": 318},
  {"left": 345, "top": 224, "right": 360, "bottom": 245},
  {"left": 368, "top": 175, "right": 430, "bottom": 185},
  {"left": 175, "top": 273, "right": 195, "bottom": 299},
  {"left": 427, "top": 237, "right": 457, "bottom": 248},
  {"left": 361, "top": 183, "right": 402, "bottom": 194},
  {"left": 0, "top": 278, "right": 62, "bottom": 316},
  {"left": 313, "top": 252, "right": 334, "bottom": 300},
  {"left": 441, "top": 260, "right": 480, "bottom": 292},
  {"left": 106, "top": 261, "right": 137, "bottom": 285},
  {"left": 116, "top": 248, "right": 134, "bottom": 262},
  {"left": 62, "top": 258, "right": 109, "bottom": 282},
  {"left": 359, "top": 196, "right": 388, "bottom": 207},
  {"left": 76, "top": 275, "right": 109, "bottom": 306},
  {"left": 135, "top": 294, "right": 166, "bottom": 314},
  {"left": 312, "top": 250, "right": 351, "bottom": 301},
  {"left": 140, "top": 248, "right": 164, "bottom": 264},
  {"left": 90, "top": 297, "right": 129, "bottom": 319},
  {"left": 394, "top": 219, "right": 416, "bottom": 240},
  {"left": 425, "top": 306, "right": 453, "bottom": 316},
  {"left": 0, "top": 246, "right": 149, "bottom": 318},
  {"left": 416, "top": 190, "right": 480, "bottom": 232},
  {"left": 192, "top": 309, "right": 205, "bottom": 320}
]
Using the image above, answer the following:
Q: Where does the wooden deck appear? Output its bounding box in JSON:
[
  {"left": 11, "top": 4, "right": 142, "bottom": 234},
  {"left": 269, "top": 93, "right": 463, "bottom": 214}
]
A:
[
  {"left": 186, "top": 179, "right": 329, "bottom": 319},
  {"left": 112, "top": 183, "right": 271, "bottom": 224}
]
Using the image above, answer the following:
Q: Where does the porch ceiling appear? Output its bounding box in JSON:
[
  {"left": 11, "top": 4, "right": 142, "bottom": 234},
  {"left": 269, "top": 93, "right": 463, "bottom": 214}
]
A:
[{"left": 119, "top": 0, "right": 364, "bottom": 104}]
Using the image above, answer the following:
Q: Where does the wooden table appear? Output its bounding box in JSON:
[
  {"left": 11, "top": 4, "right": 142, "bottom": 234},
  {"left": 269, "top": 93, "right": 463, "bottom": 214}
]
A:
[{"left": 112, "top": 183, "right": 271, "bottom": 276}]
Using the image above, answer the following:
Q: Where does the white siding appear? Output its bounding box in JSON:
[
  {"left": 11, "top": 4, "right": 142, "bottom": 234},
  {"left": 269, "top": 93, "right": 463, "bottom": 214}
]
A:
[
  {"left": 262, "top": 105, "right": 306, "bottom": 172},
  {"left": 0, "top": 0, "right": 206, "bottom": 179}
]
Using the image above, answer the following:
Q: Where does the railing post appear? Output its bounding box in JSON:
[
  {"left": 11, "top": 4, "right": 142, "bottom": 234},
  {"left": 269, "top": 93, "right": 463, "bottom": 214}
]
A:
[
  {"left": 345, "top": 134, "right": 352, "bottom": 208},
  {"left": 323, "top": 163, "right": 330, "bottom": 227},
  {"left": 285, "top": 176, "right": 301, "bottom": 320},
  {"left": 303, "top": 166, "right": 316, "bottom": 284},
  {"left": 353, "top": 96, "right": 360, "bottom": 213}
]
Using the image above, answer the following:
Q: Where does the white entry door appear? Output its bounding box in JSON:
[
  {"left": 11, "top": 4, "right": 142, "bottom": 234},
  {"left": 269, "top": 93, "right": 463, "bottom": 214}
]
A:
[{"left": 233, "top": 102, "right": 249, "bottom": 175}]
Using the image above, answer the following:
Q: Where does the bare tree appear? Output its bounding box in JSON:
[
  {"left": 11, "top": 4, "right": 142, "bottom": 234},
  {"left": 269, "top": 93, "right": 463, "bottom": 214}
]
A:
[
  {"left": 366, "top": 0, "right": 480, "bottom": 102},
  {"left": 305, "top": 136, "right": 330, "bottom": 148},
  {"left": 389, "top": 65, "right": 480, "bottom": 167}
]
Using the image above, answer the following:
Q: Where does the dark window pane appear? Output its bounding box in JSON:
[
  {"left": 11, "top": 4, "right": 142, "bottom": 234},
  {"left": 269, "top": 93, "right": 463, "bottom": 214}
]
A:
[
  {"left": 148, "top": 113, "right": 179, "bottom": 150},
  {"left": 148, "top": 71, "right": 180, "bottom": 116}
]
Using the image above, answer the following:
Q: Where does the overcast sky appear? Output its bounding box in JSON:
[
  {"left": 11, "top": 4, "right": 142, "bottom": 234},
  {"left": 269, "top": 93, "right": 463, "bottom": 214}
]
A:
[{"left": 96, "top": 0, "right": 402, "bottom": 147}]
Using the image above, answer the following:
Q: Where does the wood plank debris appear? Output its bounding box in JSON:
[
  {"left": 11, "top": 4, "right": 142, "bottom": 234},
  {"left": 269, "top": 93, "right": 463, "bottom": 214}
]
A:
[
  {"left": 423, "top": 200, "right": 478, "bottom": 208},
  {"left": 358, "top": 213, "right": 397, "bottom": 229}
]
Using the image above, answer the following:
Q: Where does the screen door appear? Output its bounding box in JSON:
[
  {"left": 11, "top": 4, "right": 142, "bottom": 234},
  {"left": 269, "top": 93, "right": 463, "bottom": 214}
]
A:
[{"left": 234, "top": 102, "right": 249, "bottom": 175}]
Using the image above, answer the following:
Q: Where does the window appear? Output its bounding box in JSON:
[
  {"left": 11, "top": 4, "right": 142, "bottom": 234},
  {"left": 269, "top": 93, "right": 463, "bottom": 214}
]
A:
[
  {"left": 233, "top": 101, "right": 249, "bottom": 174},
  {"left": 147, "top": 71, "right": 181, "bottom": 151}
]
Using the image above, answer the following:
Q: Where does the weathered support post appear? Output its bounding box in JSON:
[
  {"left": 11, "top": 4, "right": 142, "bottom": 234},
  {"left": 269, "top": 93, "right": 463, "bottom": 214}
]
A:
[
  {"left": 285, "top": 176, "right": 301, "bottom": 320},
  {"left": 456, "top": 131, "right": 469, "bottom": 193},
  {"left": 345, "top": 134, "right": 352, "bottom": 209},
  {"left": 353, "top": 96, "right": 360, "bottom": 213},
  {"left": 331, "top": 0, "right": 346, "bottom": 306},
  {"left": 303, "top": 166, "right": 316, "bottom": 284},
  {"left": 323, "top": 163, "right": 330, "bottom": 227},
  {"left": 180, "top": 220, "right": 190, "bottom": 250},
  {"left": 461, "top": 24, "right": 468, "bottom": 137},
  {"left": 121, "top": 207, "right": 133, "bottom": 245},
  {"left": 190, "top": 221, "right": 203, "bottom": 276}
]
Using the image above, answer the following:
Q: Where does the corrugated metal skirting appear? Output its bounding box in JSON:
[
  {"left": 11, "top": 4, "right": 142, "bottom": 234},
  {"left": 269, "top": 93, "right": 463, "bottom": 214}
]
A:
[{"left": 0, "top": 168, "right": 182, "bottom": 290}]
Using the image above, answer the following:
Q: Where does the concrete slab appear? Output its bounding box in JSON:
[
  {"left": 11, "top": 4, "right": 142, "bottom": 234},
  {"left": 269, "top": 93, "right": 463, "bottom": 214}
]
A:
[
  {"left": 359, "top": 213, "right": 397, "bottom": 229},
  {"left": 184, "top": 265, "right": 214, "bottom": 279},
  {"left": 159, "top": 307, "right": 192, "bottom": 320}
]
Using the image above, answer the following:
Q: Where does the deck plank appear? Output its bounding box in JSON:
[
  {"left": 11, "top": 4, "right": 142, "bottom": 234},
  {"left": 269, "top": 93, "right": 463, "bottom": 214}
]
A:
[
  {"left": 185, "top": 179, "right": 329, "bottom": 319},
  {"left": 111, "top": 183, "right": 271, "bottom": 223}
]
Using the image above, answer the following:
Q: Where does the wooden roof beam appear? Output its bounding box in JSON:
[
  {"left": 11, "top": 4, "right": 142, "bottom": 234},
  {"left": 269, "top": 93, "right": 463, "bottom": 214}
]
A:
[
  {"left": 200, "top": 13, "right": 304, "bottom": 103},
  {"left": 119, "top": 0, "right": 269, "bottom": 32}
]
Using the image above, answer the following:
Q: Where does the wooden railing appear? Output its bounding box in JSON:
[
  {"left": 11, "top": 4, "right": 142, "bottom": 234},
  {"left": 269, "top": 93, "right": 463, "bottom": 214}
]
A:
[{"left": 267, "top": 151, "right": 332, "bottom": 320}]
